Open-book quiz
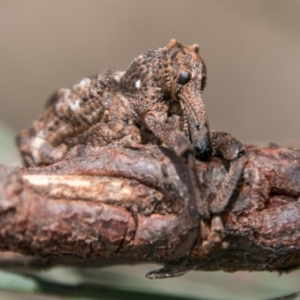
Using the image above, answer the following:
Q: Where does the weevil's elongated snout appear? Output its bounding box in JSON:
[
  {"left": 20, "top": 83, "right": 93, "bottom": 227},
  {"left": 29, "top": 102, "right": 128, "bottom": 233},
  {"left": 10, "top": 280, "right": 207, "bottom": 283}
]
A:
[
  {"left": 179, "top": 89, "right": 213, "bottom": 161},
  {"left": 166, "top": 39, "right": 213, "bottom": 160},
  {"left": 188, "top": 115, "right": 213, "bottom": 161}
]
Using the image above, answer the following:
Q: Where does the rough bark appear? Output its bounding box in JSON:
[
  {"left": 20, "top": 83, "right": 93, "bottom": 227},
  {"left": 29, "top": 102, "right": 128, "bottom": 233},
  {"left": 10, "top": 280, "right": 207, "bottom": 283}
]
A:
[{"left": 0, "top": 144, "right": 299, "bottom": 277}]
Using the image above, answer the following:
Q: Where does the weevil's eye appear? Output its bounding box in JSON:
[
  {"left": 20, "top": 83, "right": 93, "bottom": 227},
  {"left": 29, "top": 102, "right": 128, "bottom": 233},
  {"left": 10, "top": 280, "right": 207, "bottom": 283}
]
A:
[
  {"left": 201, "top": 75, "right": 207, "bottom": 91},
  {"left": 178, "top": 71, "right": 191, "bottom": 85}
]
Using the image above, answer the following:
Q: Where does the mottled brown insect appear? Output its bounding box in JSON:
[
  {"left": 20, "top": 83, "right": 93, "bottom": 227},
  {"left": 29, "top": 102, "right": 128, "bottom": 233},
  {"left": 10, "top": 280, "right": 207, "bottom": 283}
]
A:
[
  {"left": 17, "top": 39, "right": 242, "bottom": 167},
  {"left": 17, "top": 39, "right": 246, "bottom": 278}
]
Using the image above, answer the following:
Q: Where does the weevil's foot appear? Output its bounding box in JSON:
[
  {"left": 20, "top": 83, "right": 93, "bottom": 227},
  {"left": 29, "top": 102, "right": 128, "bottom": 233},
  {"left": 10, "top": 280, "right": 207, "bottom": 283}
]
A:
[
  {"left": 146, "top": 260, "right": 195, "bottom": 279},
  {"left": 210, "top": 130, "right": 244, "bottom": 160},
  {"left": 200, "top": 216, "right": 224, "bottom": 254}
]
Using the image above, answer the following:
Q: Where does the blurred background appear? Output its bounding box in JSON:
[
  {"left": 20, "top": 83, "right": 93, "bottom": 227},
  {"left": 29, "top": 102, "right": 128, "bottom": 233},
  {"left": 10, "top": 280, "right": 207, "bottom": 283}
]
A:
[{"left": 0, "top": 1, "right": 300, "bottom": 299}]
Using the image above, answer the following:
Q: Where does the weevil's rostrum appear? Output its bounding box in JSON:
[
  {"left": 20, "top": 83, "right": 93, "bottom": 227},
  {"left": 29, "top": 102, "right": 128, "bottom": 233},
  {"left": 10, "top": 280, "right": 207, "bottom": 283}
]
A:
[{"left": 17, "top": 39, "right": 242, "bottom": 167}]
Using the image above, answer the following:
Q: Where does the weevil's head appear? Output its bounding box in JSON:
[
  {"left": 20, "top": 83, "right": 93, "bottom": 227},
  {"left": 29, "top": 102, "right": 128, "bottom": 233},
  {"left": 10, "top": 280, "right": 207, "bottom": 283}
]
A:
[
  {"left": 164, "top": 39, "right": 212, "bottom": 160},
  {"left": 120, "top": 39, "right": 212, "bottom": 160}
]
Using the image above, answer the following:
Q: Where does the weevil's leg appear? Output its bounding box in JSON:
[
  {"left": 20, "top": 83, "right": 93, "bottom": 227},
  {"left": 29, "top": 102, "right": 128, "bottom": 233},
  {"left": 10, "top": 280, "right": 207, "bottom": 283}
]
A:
[
  {"left": 210, "top": 155, "right": 247, "bottom": 214},
  {"left": 144, "top": 112, "right": 210, "bottom": 218},
  {"left": 210, "top": 130, "right": 244, "bottom": 160},
  {"left": 17, "top": 131, "right": 68, "bottom": 167},
  {"left": 199, "top": 156, "right": 246, "bottom": 255},
  {"left": 186, "top": 154, "right": 210, "bottom": 219},
  {"left": 208, "top": 130, "right": 246, "bottom": 213},
  {"left": 144, "top": 113, "right": 194, "bottom": 158},
  {"left": 210, "top": 130, "right": 245, "bottom": 212}
]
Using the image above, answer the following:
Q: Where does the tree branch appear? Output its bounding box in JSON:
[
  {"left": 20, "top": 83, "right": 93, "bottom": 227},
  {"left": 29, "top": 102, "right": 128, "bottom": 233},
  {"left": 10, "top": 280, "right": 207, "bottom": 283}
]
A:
[{"left": 0, "top": 144, "right": 299, "bottom": 277}]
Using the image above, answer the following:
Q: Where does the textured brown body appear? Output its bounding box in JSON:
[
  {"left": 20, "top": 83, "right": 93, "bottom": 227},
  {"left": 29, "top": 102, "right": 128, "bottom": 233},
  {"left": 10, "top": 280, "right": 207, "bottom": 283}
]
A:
[{"left": 17, "top": 40, "right": 243, "bottom": 167}]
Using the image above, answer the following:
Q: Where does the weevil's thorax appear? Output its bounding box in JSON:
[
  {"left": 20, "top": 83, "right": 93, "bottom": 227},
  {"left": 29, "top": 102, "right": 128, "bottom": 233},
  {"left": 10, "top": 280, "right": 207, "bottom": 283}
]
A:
[{"left": 119, "top": 47, "right": 170, "bottom": 112}]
